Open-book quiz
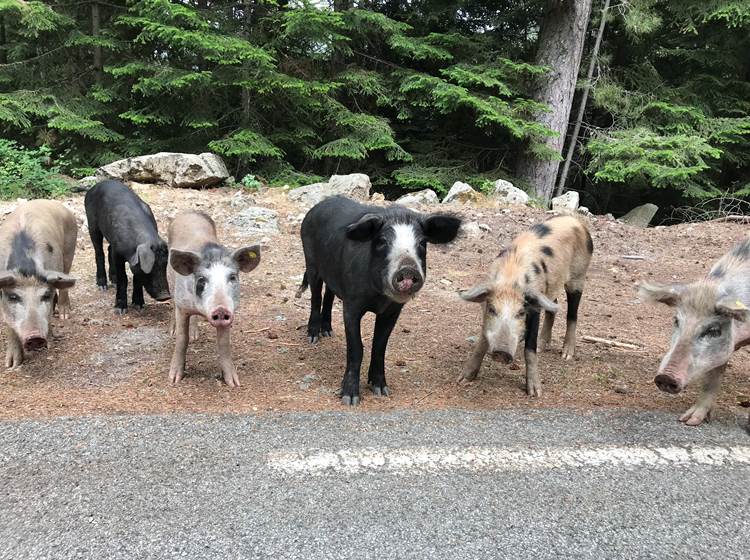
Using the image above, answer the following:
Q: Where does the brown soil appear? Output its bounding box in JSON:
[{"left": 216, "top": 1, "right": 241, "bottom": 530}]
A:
[{"left": 1, "top": 185, "right": 748, "bottom": 423}]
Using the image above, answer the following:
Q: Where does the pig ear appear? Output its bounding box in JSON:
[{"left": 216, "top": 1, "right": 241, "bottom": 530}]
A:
[
  {"left": 169, "top": 249, "right": 201, "bottom": 277},
  {"left": 639, "top": 282, "right": 685, "bottom": 307},
  {"left": 44, "top": 271, "right": 76, "bottom": 290},
  {"left": 459, "top": 284, "right": 490, "bottom": 303},
  {"left": 423, "top": 214, "right": 462, "bottom": 244},
  {"left": 0, "top": 271, "right": 18, "bottom": 289},
  {"left": 716, "top": 298, "right": 750, "bottom": 322},
  {"left": 131, "top": 243, "right": 156, "bottom": 274},
  {"left": 346, "top": 213, "right": 384, "bottom": 242},
  {"left": 232, "top": 245, "right": 261, "bottom": 273},
  {"left": 524, "top": 290, "right": 559, "bottom": 313}
]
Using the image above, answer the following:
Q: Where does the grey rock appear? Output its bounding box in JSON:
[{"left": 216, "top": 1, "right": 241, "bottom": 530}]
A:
[
  {"left": 620, "top": 203, "right": 659, "bottom": 228},
  {"left": 460, "top": 221, "right": 483, "bottom": 239},
  {"left": 443, "top": 182, "right": 480, "bottom": 204},
  {"left": 288, "top": 173, "right": 371, "bottom": 206},
  {"left": 396, "top": 189, "right": 439, "bottom": 206},
  {"left": 551, "top": 191, "right": 580, "bottom": 212},
  {"left": 72, "top": 175, "right": 98, "bottom": 193},
  {"left": 96, "top": 152, "right": 229, "bottom": 188},
  {"left": 492, "top": 180, "right": 529, "bottom": 205},
  {"left": 227, "top": 206, "right": 280, "bottom": 234}
]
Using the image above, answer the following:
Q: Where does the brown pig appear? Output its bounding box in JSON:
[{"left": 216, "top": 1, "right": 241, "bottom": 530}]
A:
[
  {"left": 640, "top": 238, "right": 750, "bottom": 426},
  {"left": 167, "top": 211, "right": 260, "bottom": 387},
  {"left": 0, "top": 200, "right": 77, "bottom": 367},
  {"left": 458, "top": 216, "right": 593, "bottom": 396}
]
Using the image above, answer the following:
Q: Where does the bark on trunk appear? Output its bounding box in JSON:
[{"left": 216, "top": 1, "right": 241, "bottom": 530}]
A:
[
  {"left": 515, "top": 0, "right": 594, "bottom": 204},
  {"left": 0, "top": 17, "right": 7, "bottom": 65},
  {"left": 556, "top": 0, "right": 610, "bottom": 197},
  {"left": 91, "top": 2, "right": 103, "bottom": 83},
  {"left": 241, "top": 0, "right": 253, "bottom": 127}
]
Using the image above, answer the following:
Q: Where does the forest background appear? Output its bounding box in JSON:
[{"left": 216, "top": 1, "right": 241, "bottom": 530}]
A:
[{"left": 1, "top": 0, "right": 749, "bottom": 218}]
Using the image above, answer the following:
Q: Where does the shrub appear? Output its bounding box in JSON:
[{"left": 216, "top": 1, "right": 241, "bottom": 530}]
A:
[{"left": 0, "top": 140, "right": 70, "bottom": 199}]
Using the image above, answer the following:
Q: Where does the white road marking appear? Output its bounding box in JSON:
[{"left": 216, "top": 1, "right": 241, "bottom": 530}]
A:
[{"left": 268, "top": 445, "right": 750, "bottom": 476}]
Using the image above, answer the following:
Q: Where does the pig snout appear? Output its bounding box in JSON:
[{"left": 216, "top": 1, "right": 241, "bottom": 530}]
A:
[
  {"left": 654, "top": 373, "right": 684, "bottom": 394},
  {"left": 155, "top": 290, "right": 171, "bottom": 302},
  {"left": 393, "top": 267, "right": 423, "bottom": 294},
  {"left": 209, "top": 307, "right": 234, "bottom": 328},
  {"left": 490, "top": 350, "right": 514, "bottom": 364},
  {"left": 23, "top": 333, "right": 47, "bottom": 352}
]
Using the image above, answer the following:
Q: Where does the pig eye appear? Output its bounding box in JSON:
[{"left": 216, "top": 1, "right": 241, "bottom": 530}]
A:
[
  {"left": 702, "top": 325, "right": 722, "bottom": 338},
  {"left": 487, "top": 304, "right": 497, "bottom": 316},
  {"left": 6, "top": 293, "right": 20, "bottom": 303},
  {"left": 374, "top": 237, "right": 388, "bottom": 252},
  {"left": 516, "top": 309, "right": 526, "bottom": 319},
  {"left": 673, "top": 317, "right": 680, "bottom": 328},
  {"left": 195, "top": 277, "right": 207, "bottom": 292},
  {"left": 41, "top": 291, "right": 53, "bottom": 302},
  {"left": 228, "top": 273, "right": 238, "bottom": 283}
]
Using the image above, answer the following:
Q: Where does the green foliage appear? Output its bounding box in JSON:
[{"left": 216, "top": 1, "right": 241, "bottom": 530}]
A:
[
  {"left": 1, "top": 0, "right": 747, "bottom": 209},
  {"left": 0, "top": 140, "right": 69, "bottom": 199}
]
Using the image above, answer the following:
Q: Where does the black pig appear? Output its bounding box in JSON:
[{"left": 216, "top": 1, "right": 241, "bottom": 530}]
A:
[
  {"left": 298, "top": 196, "right": 461, "bottom": 405},
  {"left": 85, "top": 180, "right": 170, "bottom": 313}
]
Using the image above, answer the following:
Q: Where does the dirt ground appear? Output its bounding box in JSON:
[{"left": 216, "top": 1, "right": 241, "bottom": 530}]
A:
[{"left": 0, "top": 184, "right": 748, "bottom": 424}]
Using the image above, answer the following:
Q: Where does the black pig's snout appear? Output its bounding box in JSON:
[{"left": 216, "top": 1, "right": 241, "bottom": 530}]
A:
[{"left": 393, "top": 267, "right": 423, "bottom": 294}]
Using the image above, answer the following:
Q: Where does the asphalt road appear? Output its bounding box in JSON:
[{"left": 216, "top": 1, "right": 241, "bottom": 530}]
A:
[{"left": 1, "top": 409, "right": 749, "bottom": 560}]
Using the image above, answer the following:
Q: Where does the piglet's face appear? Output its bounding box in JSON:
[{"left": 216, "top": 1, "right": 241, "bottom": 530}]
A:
[
  {"left": 0, "top": 271, "right": 76, "bottom": 352},
  {"left": 346, "top": 212, "right": 461, "bottom": 304},
  {"left": 460, "top": 285, "right": 558, "bottom": 362},
  {"left": 640, "top": 282, "right": 748, "bottom": 393},
  {"left": 170, "top": 244, "right": 260, "bottom": 328}
]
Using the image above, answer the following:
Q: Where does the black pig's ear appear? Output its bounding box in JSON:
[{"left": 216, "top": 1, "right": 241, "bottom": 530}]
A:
[
  {"left": 423, "top": 214, "right": 461, "bottom": 244},
  {"left": 169, "top": 249, "right": 201, "bottom": 277},
  {"left": 346, "top": 213, "right": 384, "bottom": 242},
  {"left": 131, "top": 243, "right": 156, "bottom": 274}
]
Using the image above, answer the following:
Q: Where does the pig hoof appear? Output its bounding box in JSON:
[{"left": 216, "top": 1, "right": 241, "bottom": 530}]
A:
[
  {"left": 370, "top": 384, "right": 390, "bottom": 397},
  {"left": 132, "top": 304, "right": 144, "bottom": 311},
  {"left": 526, "top": 381, "right": 542, "bottom": 397},
  {"left": 114, "top": 308, "right": 127, "bottom": 315},
  {"left": 341, "top": 395, "right": 360, "bottom": 406},
  {"left": 308, "top": 335, "right": 319, "bottom": 344},
  {"left": 97, "top": 285, "right": 108, "bottom": 292},
  {"left": 680, "top": 407, "right": 710, "bottom": 426},
  {"left": 320, "top": 329, "right": 332, "bottom": 338}
]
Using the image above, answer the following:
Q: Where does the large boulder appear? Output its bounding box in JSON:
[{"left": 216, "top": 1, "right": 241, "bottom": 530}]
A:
[
  {"left": 551, "top": 191, "right": 580, "bottom": 212},
  {"left": 492, "top": 179, "right": 529, "bottom": 205},
  {"left": 442, "top": 181, "right": 483, "bottom": 205},
  {"left": 288, "top": 173, "right": 371, "bottom": 206},
  {"left": 396, "top": 189, "right": 439, "bottom": 206},
  {"left": 620, "top": 203, "right": 659, "bottom": 228},
  {"left": 227, "top": 206, "right": 280, "bottom": 235},
  {"left": 96, "top": 152, "right": 229, "bottom": 188}
]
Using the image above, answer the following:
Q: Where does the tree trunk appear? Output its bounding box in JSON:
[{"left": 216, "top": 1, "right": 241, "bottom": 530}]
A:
[
  {"left": 91, "top": 2, "right": 103, "bottom": 83},
  {"left": 333, "top": 0, "right": 351, "bottom": 11},
  {"left": 0, "top": 16, "right": 7, "bottom": 65},
  {"left": 515, "top": 0, "right": 594, "bottom": 204},
  {"left": 555, "top": 0, "right": 610, "bottom": 197},
  {"left": 241, "top": 0, "right": 253, "bottom": 127}
]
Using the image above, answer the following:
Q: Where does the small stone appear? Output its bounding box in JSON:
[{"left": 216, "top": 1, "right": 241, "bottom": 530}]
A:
[
  {"left": 395, "top": 359, "right": 406, "bottom": 367},
  {"left": 466, "top": 335, "right": 478, "bottom": 344},
  {"left": 439, "top": 278, "right": 452, "bottom": 286}
]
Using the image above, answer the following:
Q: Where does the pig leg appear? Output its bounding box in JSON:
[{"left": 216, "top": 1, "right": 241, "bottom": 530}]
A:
[
  {"left": 367, "top": 304, "right": 403, "bottom": 396},
  {"left": 458, "top": 334, "right": 488, "bottom": 383},
  {"left": 539, "top": 301, "right": 557, "bottom": 352},
  {"left": 189, "top": 316, "right": 199, "bottom": 342},
  {"left": 524, "top": 309, "right": 542, "bottom": 397},
  {"left": 216, "top": 326, "right": 240, "bottom": 388},
  {"left": 90, "top": 227, "right": 108, "bottom": 291},
  {"left": 107, "top": 245, "right": 117, "bottom": 287},
  {"left": 341, "top": 302, "right": 365, "bottom": 406},
  {"left": 320, "top": 286, "right": 335, "bottom": 337},
  {"left": 680, "top": 365, "right": 725, "bottom": 426},
  {"left": 306, "top": 273, "right": 324, "bottom": 343},
  {"left": 57, "top": 288, "right": 71, "bottom": 320},
  {"left": 113, "top": 253, "right": 129, "bottom": 314},
  {"left": 131, "top": 276, "right": 145, "bottom": 310},
  {"left": 562, "top": 289, "right": 582, "bottom": 360},
  {"left": 169, "top": 308, "right": 190, "bottom": 384},
  {"left": 5, "top": 326, "right": 24, "bottom": 368}
]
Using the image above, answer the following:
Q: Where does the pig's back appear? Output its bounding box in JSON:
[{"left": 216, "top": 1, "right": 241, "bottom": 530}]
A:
[{"left": 168, "top": 211, "right": 218, "bottom": 252}]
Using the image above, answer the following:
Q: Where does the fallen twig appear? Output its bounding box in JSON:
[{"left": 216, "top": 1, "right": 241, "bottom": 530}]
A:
[
  {"left": 709, "top": 215, "right": 750, "bottom": 224},
  {"left": 621, "top": 255, "right": 646, "bottom": 260},
  {"left": 245, "top": 327, "right": 270, "bottom": 334},
  {"left": 582, "top": 335, "right": 640, "bottom": 350}
]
